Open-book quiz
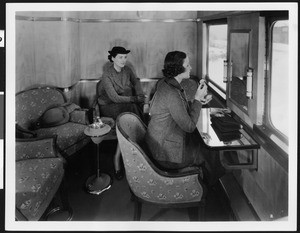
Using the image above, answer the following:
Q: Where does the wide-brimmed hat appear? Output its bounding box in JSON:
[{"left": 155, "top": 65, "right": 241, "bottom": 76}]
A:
[{"left": 108, "top": 46, "right": 130, "bottom": 56}]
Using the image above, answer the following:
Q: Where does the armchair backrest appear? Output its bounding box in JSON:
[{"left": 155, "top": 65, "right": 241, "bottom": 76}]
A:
[
  {"left": 16, "top": 86, "right": 67, "bottom": 130},
  {"left": 116, "top": 112, "right": 203, "bottom": 205},
  {"left": 96, "top": 80, "right": 102, "bottom": 97}
]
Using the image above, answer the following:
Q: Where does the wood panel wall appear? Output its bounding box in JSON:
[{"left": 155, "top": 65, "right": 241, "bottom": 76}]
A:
[
  {"left": 15, "top": 11, "right": 198, "bottom": 92},
  {"left": 79, "top": 21, "right": 197, "bottom": 80},
  {"left": 16, "top": 13, "right": 80, "bottom": 91},
  {"left": 16, "top": 20, "right": 35, "bottom": 90},
  {"left": 233, "top": 147, "right": 288, "bottom": 220}
]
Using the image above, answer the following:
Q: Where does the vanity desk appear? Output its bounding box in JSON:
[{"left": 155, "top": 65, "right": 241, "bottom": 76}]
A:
[{"left": 196, "top": 108, "right": 260, "bottom": 170}]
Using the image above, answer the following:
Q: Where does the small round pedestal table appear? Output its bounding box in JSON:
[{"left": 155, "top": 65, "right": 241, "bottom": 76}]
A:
[{"left": 84, "top": 123, "right": 112, "bottom": 195}]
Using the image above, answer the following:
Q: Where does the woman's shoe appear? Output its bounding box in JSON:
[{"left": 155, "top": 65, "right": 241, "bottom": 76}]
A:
[{"left": 115, "top": 169, "right": 124, "bottom": 180}]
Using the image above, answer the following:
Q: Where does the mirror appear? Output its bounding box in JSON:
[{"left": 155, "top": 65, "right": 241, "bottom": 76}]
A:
[{"left": 228, "top": 29, "right": 251, "bottom": 112}]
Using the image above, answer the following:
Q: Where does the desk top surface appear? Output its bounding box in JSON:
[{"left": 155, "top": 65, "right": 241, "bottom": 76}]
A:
[{"left": 196, "top": 108, "right": 260, "bottom": 151}]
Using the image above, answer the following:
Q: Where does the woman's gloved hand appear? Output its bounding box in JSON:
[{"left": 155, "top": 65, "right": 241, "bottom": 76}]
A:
[
  {"left": 137, "top": 94, "right": 146, "bottom": 103},
  {"left": 131, "top": 95, "right": 146, "bottom": 103}
]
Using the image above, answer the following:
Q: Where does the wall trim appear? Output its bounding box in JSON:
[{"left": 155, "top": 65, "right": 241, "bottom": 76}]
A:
[{"left": 16, "top": 15, "right": 200, "bottom": 23}]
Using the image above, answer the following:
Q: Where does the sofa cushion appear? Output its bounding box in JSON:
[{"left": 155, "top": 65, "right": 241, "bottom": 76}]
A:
[
  {"left": 35, "top": 122, "right": 88, "bottom": 156},
  {"left": 16, "top": 137, "right": 59, "bottom": 162},
  {"left": 16, "top": 157, "right": 64, "bottom": 220}
]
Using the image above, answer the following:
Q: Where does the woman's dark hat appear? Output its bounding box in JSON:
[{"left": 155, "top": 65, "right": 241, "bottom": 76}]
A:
[{"left": 108, "top": 46, "right": 130, "bottom": 55}]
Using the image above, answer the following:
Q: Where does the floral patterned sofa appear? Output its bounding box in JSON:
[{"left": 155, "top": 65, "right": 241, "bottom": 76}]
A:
[
  {"left": 16, "top": 86, "right": 90, "bottom": 158},
  {"left": 15, "top": 137, "right": 67, "bottom": 220}
]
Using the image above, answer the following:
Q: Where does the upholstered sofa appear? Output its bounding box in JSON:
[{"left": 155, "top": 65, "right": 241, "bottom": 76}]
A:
[
  {"left": 15, "top": 137, "right": 67, "bottom": 221},
  {"left": 16, "top": 86, "right": 90, "bottom": 158}
]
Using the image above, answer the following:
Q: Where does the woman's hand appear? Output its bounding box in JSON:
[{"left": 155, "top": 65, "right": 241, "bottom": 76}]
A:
[
  {"left": 200, "top": 94, "right": 212, "bottom": 105},
  {"left": 194, "top": 81, "right": 208, "bottom": 102},
  {"left": 131, "top": 95, "right": 146, "bottom": 103},
  {"left": 137, "top": 94, "right": 146, "bottom": 103}
]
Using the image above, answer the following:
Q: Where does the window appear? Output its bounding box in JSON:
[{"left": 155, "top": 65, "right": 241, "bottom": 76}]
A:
[
  {"left": 267, "top": 19, "right": 289, "bottom": 139},
  {"left": 207, "top": 23, "right": 228, "bottom": 95}
]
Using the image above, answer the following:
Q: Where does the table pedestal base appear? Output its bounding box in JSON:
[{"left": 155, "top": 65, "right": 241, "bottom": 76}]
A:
[{"left": 86, "top": 173, "right": 112, "bottom": 195}]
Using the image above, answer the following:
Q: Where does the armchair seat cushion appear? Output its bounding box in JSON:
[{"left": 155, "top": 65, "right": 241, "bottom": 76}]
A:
[
  {"left": 16, "top": 157, "right": 64, "bottom": 221},
  {"left": 35, "top": 122, "right": 89, "bottom": 157}
]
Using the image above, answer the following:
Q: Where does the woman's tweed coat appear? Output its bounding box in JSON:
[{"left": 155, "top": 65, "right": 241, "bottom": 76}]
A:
[{"left": 145, "top": 78, "right": 203, "bottom": 169}]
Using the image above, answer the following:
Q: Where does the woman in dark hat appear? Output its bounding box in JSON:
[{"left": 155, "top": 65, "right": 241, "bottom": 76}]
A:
[
  {"left": 97, "top": 46, "right": 146, "bottom": 180},
  {"left": 145, "top": 51, "right": 211, "bottom": 173},
  {"left": 97, "top": 46, "right": 145, "bottom": 116}
]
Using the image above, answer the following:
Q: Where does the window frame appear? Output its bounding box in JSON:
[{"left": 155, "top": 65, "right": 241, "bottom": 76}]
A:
[
  {"left": 263, "top": 14, "right": 289, "bottom": 146},
  {"left": 204, "top": 18, "right": 228, "bottom": 99}
]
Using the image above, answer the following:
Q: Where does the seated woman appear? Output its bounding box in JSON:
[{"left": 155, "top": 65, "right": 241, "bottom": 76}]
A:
[
  {"left": 97, "top": 46, "right": 145, "bottom": 180},
  {"left": 145, "top": 51, "right": 210, "bottom": 171}
]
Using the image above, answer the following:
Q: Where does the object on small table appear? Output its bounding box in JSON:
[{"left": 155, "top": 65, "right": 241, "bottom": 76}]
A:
[{"left": 84, "top": 117, "right": 112, "bottom": 195}]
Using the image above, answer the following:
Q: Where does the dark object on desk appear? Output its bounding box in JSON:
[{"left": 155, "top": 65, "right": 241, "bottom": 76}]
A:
[
  {"left": 210, "top": 115, "right": 242, "bottom": 142},
  {"left": 211, "top": 115, "right": 242, "bottom": 132},
  {"left": 211, "top": 123, "right": 241, "bottom": 142}
]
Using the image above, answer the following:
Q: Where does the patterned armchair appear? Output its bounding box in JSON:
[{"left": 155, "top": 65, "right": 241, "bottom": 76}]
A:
[
  {"left": 15, "top": 137, "right": 72, "bottom": 221},
  {"left": 16, "top": 86, "right": 90, "bottom": 158},
  {"left": 116, "top": 112, "right": 206, "bottom": 221}
]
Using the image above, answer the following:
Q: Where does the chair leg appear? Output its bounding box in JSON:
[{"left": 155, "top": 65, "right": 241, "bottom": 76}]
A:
[
  {"left": 113, "top": 143, "right": 121, "bottom": 171},
  {"left": 130, "top": 191, "right": 135, "bottom": 202},
  {"left": 187, "top": 207, "right": 199, "bottom": 221},
  {"left": 44, "top": 176, "right": 73, "bottom": 221},
  {"left": 134, "top": 200, "right": 142, "bottom": 221},
  {"left": 199, "top": 199, "right": 206, "bottom": 221},
  {"left": 59, "top": 176, "right": 73, "bottom": 220}
]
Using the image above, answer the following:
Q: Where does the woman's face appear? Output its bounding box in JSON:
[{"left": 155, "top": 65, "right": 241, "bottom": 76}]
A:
[
  {"left": 112, "top": 54, "right": 128, "bottom": 68},
  {"left": 181, "top": 56, "right": 192, "bottom": 79}
]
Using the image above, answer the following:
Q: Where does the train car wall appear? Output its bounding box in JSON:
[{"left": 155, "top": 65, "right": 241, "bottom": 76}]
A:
[
  {"left": 226, "top": 12, "right": 288, "bottom": 220},
  {"left": 15, "top": 10, "right": 289, "bottom": 220},
  {"left": 196, "top": 11, "right": 288, "bottom": 220},
  {"left": 15, "top": 11, "right": 198, "bottom": 93},
  {"left": 16, "top": 11, "right": 80, "bottom": 91},
  {"left": 226, "top": 12, "right": 265, "bottom": 127}
]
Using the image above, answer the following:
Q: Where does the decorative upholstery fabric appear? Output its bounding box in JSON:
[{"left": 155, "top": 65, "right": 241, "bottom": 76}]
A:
[
  {"left": 35, "top": 122, "right": 89, "bottom": 157},
  {"left": 69, "top": 109, "right": 89, "bottom": 124},
  {"left": 15, "top": 138, "right": 64, "bottom": 221},
  {"left": 16, "top": 137, "right": 61, "bottom": 161},
  {"left": 16, "top": 87, "right": 66, "bottom": 130},
  {"left": 116, "top": 113, "right": 204, "bottom": 205},
  {"left": 16, "top": 86, "right": 90, "bottom": 158}
]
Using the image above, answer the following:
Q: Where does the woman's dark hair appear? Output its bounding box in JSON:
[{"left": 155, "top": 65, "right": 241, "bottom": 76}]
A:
[
  {"left": 162, "top": 51, "right": 186, "bottom": 79},
  {"left": 108, "top": 54, "right": 116, "bottom": 62}
]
